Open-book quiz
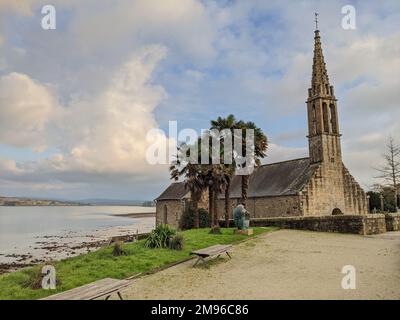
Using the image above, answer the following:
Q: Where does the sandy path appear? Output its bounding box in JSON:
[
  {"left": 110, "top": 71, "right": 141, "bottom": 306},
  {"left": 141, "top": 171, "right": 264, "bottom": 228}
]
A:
[{"left": 121, "top": 230, "right": 400, "bottom": 300}]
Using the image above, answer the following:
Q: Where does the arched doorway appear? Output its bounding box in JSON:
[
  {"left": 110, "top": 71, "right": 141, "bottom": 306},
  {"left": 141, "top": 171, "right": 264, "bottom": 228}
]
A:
[
  {"left": 332, "top": 208, "right": 343, "bottom": 215},
  {"left": 163, "top": 205, "right": 168, "bottom": 224}
]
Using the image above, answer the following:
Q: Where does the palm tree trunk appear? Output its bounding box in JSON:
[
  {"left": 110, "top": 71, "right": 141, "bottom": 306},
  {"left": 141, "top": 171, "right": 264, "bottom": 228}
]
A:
[
  {"left": 213, "top": 190, "right": 218, "bottom": 227},
  {"left": 224, "top": 180, "right": 230, "bottom": 228},
  {"left": 241, "top": 175, "right": 249, "bottom": 206},
  {"left": 208, "top": 186, "right": 213, "bottom": 228},
  {"left": 193, "top": 198, "right": 199, "bottom": 229}
]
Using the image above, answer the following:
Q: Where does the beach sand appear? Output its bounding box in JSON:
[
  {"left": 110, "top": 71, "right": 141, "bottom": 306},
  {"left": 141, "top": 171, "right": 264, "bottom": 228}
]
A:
[{"left": 120, "top": 229, "right": 400, "bottom": 300}]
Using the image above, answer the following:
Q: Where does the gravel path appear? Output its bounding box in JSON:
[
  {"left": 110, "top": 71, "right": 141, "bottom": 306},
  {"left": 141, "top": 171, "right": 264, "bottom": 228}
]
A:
[{"left": 121, "top": 230, "right": 400, "bottom": 300}]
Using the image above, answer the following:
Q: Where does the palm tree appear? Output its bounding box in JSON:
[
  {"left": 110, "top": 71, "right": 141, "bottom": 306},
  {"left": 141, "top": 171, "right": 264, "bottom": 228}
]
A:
[
  {"left": 169, "top": 143, "right": 205, "bottom": 228},
  {"left": 203, "top": 164, "right": 229, "bottom": 228},
  {"left": 236, "top": 120, "right": 268, "bottom": 206},
  {"left": 211, "top": 114, "right": 238, "bottom": 227}
]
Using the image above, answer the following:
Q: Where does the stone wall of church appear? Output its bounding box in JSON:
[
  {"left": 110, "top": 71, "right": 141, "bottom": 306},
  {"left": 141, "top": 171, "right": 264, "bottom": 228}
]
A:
[
  {"left": 156, "top": 200, "right": 185, "bottom": 229},
  {"left": 342, "top": 165, "right": 368, "bottom": 215},
  {"left": 300, "top": 161, "right": 343, "bottom": 215},
  {"left": 215, "top": 195, "right": 302, "bottom": 220},
  {"left": 156, "top": 192, "right": 209, "bottom": 230},
  {"left": 300, "top": 162, "right": 367, "bottom": 216}
]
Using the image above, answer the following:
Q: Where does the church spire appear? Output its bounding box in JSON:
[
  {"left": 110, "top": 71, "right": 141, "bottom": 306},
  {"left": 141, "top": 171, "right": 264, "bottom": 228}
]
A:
[
  {"left": 306, "top": 16, "right": 341, "bottom": 165},
  {"left": 310, "top": 21, "right": 332, "bottom": 98}
]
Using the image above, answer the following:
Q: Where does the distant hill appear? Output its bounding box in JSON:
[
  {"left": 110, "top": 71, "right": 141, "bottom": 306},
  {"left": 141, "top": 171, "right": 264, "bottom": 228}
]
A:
[
  {"left": 0, "top": 196, "right": 155, "bottom": 207},
  {"left": 77, "top": 199, "right": 155, "bottom": 206},
  {"left": 0, "top": 196, "right": 83, "bottom": 206}
]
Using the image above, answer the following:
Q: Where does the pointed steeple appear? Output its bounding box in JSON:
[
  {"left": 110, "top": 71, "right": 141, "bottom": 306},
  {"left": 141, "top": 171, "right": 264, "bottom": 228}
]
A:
[
  {"left": 311, "top": 30, "right": 331, "bottom": 93},
  {"left": 306, "top": 16, "right": 341, "bottom": 165},
  {"left": 308, "top": 15, "right": 334, "bottom": 99}
]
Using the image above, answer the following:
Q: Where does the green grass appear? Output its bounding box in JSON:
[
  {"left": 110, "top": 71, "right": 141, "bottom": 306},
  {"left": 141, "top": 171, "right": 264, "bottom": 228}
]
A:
[{"left": 0, "top": 227, "right": 276, "bottom": 300}]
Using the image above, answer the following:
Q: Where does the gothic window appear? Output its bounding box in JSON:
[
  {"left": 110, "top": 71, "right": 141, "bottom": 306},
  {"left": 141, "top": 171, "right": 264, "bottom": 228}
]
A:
[
  {"left": 312, "top": 104, "right": 317, "bottom": 134},
  {"left": 322, "top": 102, "right": 329, "bottom": 133},
  {"left": 163, "top": 205, "right": 168, "bottom": 224},
  {"left": 330, "top": 104, "right": 337, "bottom": 133},
  {"left": 325, "top": 84, "right": 329, "bottom": 95}
]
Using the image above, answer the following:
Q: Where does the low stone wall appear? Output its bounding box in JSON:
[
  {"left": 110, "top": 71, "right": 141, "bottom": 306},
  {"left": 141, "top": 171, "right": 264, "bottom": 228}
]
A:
[
  {"left": 385, "top": 213, "right": 400, "bottom": 231},
  {"left": 219, "top": 214, "right": 387, "bottom": 235}
]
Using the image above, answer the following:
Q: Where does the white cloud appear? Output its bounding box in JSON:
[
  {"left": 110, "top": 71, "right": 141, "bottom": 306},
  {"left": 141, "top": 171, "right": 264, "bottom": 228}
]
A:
[
  {"left": 0, "top": 35, "right": 5, "bottom": 69},
  {"left": 264, "top": 143, "right": 307, "bottom": 164},
  {"left": 66, "top": 0, "right": 215, "bottom": 62},
  {"left": 0, "top": 72, "right": 57, "bottom": 150},
  {"left": 0, "top": 0, "right": 35, "bottom": 15},
  {"left": 0, "top": 158, "right": 22, "bottom": 174},
  {"left": 0, "top": 45, "right": 170, "bottom": 186},
  {"left": 51, "top": 45, "right": 169, "bottom": 175}
]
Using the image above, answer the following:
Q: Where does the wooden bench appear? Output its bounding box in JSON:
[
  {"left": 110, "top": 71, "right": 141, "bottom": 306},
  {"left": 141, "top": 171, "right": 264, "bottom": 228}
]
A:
[
  {"left": 190, "top": 244, "right": 232, "bottom": 267},
  {"left": 41, "top": 278, "right": 130, "bottom": 300}
]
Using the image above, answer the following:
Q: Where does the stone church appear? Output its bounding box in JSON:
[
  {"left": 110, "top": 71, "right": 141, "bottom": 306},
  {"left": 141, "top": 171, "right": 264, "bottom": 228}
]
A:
[{"left": 155, "top": 28, "right": 368, "bottom": 229}]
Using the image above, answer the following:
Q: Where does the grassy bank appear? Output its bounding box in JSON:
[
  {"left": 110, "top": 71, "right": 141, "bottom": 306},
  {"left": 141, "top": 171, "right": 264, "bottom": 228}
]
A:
[{"left": 0, "top": 227, "right": 276, "bottom": 300}]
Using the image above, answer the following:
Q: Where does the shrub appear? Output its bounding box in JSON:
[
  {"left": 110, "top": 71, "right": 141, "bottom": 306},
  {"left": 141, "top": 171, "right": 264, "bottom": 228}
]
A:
[
  {"left": 22, "top": 265, "right": 60, "bottom": 290},
  {"left": 179, "top": 207, "right": 211, "bottom": 230},
  {"left": 367, "top": 191, "right": 381, "bottom": 212},
  {"left": 198, "top": 208, "right": 211, "bottom": 227},
  {"left": 144, "top": 224, "right": 176, "bottom": 249},
  {"left": 209, "top": 226, "right": 222, "bottom": 234},
  {"left": 368, "top": 190, "right": 397, "bottom": 213},
  {"left": 112, "top": 241, "right": 127, "bottom": 256},
  {"left": 169, "top": 233, "right": 184, "bottom": 251},
  {"left": 22, "top": 267, "right": 43, "bottom": 290}
]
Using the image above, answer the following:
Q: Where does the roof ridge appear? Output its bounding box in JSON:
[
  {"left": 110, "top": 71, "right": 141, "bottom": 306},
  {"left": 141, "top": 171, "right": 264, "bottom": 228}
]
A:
[{"left": 260, "top": 157, "right": 309, "bottom": 167}]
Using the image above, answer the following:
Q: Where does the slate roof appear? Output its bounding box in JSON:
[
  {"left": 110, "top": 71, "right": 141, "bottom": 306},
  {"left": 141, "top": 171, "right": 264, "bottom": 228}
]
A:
[
  {"left": 221, "top": 157, "right": 317, "bottom": 199},
  {"left": 156, "top": 157, "right": 318, "bottom": 201},
  {"left": 155, "top": 182, "right": 189, "bottom": 201}
]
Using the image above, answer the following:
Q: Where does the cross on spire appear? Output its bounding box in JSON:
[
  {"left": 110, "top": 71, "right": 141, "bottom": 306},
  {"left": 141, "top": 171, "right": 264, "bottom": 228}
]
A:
[
  {"left": 311, "top": 21, "right": 331, "bottom": 92},
  {"left": 315, "top": 12, "right": 319, "bottom": 30}
]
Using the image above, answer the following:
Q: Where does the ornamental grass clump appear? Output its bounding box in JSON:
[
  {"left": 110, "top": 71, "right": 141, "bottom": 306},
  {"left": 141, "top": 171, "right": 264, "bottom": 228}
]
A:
[
  {"left": 22, "top": 265, "right": 60, "bottom": 290},
  {"left": 112, "top": 241, "right": 127, "bottom": 256},
  {"left": 144, "top": 224, "right": 176, "bottom": 249},
  {"left": 209, "top": 226, "right": 222, "bottom": 234},
  {"left": 168, "top": 233, "right": 184, "bottom": 251}
]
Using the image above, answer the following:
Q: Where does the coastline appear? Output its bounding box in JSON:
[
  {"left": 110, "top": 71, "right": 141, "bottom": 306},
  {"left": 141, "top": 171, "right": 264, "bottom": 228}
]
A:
[
  {"left": 110, "top": 212, "right": 156, "bottom": 218},
  {"left": 0, "top": 212, "right": 155, "bottom": 274}
]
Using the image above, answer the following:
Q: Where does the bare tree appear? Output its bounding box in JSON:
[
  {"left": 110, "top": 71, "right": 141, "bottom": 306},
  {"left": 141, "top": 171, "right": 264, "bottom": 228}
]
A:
[{"left": 374, "top": 136, "right": 400, "bottom": 211}]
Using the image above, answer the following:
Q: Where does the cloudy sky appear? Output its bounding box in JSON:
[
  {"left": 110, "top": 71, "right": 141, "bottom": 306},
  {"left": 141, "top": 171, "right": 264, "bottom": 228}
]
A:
[{"left": 0, "top": 0, "right": 399, "bottom": 201}]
